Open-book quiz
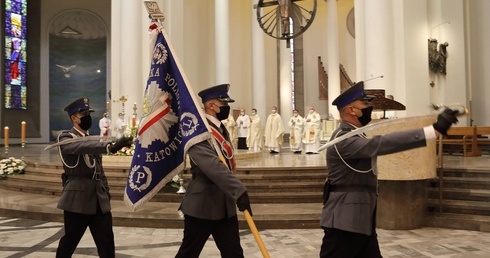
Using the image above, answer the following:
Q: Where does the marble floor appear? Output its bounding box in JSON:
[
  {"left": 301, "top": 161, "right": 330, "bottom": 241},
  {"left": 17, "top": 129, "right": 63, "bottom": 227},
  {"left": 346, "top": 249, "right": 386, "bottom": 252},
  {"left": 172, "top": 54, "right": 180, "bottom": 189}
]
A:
[
  {"left": 0, "top": 216, "right": 490, "bottom": 257},
  {"left": 0, "top": 144, "right": 489, "bottom": 257}
]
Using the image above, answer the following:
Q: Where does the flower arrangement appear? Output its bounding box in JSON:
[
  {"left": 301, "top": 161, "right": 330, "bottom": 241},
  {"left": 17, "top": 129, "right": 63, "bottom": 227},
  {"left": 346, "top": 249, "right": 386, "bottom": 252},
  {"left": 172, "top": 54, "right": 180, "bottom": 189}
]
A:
[
  {"left": 110, "top": 125, "right": 138, "bottom": 156},
  {"left": 112, "top": 144, "right": 135, "bottom": 156},
  {"left": 0, "top": 157, "right": 26, "bottom": 178},
  {"left": 168, "top": 174, "right": 181, "bottom": 189}
]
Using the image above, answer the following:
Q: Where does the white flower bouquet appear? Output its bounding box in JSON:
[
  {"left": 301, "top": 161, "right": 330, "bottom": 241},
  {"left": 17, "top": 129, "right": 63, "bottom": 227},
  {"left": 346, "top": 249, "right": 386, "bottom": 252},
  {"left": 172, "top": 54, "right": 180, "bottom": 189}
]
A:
[
  {"left": 110, "top": 122, "right": 138, "bottom": 157},
  {"left": 0, "top": 157, "right": 27, "bottom": 178},
  {"left": 168, "top": 174, "right": 181, "bottom": 189},
  {"left": 113, "top": 144, "right": 135, "bottom": 156}
]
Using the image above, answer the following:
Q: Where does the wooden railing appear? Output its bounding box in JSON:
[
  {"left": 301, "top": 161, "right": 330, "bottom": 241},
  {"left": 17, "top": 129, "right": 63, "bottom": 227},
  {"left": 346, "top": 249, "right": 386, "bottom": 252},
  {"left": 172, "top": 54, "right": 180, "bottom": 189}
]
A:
[
  {"left": 437, "top": 125, "right": 490, "bottom": 157},
  {"left": 436, "top": 125, "right": 490, "bottom": 213}
]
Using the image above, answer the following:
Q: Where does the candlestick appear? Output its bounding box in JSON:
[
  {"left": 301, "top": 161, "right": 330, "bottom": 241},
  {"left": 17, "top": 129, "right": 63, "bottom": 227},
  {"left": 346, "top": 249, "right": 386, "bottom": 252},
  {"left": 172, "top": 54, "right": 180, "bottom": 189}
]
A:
[
  {"left": 21, "top": 121, "right": 26, "bottom": 143},
  {"left": 133, "top": 102, "right": 137, "bottom": 116},
  {"left": 176, "top": 174, "right": 186, "bottom": 194},
  {"left": 132, "top": 116, "right": 136, "bottom": 127},
  {"left": 120, "top": 96, "right": 127, "bottom": 114},
  {"left": 21, "top": 122, "right": 26, "bottom": 160},
  {"left": 4, "top": 126, "right": 9, "bottom": 147}
]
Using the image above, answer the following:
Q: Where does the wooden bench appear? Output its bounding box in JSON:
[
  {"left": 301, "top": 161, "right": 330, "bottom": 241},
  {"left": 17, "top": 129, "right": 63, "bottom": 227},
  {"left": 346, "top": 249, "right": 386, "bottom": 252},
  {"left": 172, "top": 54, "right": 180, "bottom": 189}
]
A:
[
  {"left": 476, "top": 126, "right": 490, "bottom": 154},
  {"left": 438, "top": 126, "right": 481, "bottom": 156}
]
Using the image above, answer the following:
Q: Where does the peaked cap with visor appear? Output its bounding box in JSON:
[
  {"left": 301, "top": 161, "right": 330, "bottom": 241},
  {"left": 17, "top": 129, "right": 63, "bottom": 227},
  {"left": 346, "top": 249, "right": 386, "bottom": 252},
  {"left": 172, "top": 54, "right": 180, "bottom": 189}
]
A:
[
  {"left": 332, "top": 81, "right": 374, "bottom": 109},
  {"left": 198, "top": 84, "right": 235, "bottom": 103}
]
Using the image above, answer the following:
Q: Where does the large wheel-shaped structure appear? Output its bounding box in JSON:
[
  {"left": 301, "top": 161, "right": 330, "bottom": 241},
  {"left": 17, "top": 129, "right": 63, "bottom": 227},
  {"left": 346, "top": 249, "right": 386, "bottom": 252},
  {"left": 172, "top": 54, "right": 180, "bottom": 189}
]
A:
[{"left": 256, "top": 0, "right": 317, "bottom": 40}]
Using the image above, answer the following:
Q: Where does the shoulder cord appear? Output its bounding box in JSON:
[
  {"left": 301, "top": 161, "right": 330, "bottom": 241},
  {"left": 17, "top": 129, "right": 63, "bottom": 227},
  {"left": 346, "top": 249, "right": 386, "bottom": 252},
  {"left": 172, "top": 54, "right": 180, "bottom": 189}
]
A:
[
  {"left": 333, "top": 130, "right": 376, "bottom": 174},
  {"left": 57, "top": 132, "right": 95, "bottom": 169},
  {"left": 187, "top": 137, "right": 232, "bottom": 172},
  {"left": 209, "top": 136, "right": 233, "bottom": 172}
]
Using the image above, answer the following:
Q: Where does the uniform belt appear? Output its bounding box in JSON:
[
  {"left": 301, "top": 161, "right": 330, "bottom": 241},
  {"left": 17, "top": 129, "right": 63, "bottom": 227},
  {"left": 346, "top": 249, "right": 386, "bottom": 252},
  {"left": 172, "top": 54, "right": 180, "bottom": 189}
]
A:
[{"left": 330, "top": 184, "right": 376, "bottom": 193}]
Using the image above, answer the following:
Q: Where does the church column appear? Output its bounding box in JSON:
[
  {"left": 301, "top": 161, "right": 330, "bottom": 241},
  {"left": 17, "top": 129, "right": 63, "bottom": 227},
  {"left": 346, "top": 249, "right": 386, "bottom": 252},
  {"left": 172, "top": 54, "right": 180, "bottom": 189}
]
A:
[
  {"left": 215, "top": 0, "right": 230, "bottom": 85},
  {"left": 110, "top": 0, "right": 122, "bottom": 122},
  {"left": 111, "top": 0, "right": 144, "bottom": 122},
  {"left": 326, "top": 0, "right": 341, "bottom": 119},
  {"left": 279, "top": 41, "right": 293, "bottom": 126},
  {"left": 355, "top": 0, "right": 395, "bottom": 93},
  {"left": 251, "top": 0, "right": 267, "bottom": 120},
  {"left": 161, "top": 0, "right": 185, "bottom": 61},
  {"left": 356, "top": 0, "right": 435, "bottom": 230},
  {"left": 358, "top": 0, "right": 434, "bottom": 117}
]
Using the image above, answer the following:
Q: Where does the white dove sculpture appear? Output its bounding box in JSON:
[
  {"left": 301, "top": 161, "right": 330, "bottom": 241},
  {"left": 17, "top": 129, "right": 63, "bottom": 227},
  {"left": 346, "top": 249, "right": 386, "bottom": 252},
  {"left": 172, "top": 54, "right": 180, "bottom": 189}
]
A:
[{"left": 56, "top": 64, "right": 76, "bottom": 78}]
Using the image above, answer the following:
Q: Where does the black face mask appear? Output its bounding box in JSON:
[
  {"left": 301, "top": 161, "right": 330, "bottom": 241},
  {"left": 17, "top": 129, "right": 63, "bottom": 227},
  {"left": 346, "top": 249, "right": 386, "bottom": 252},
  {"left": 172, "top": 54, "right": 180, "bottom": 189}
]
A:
[
  {"left": 78, "top": 115, "right": 92, "bottom": 131},
  {"left": 216, "top": 105, "right": 230, "bottom": 121},
  {"left": 358, "top": 106, "right": 373, "bottom": 126}
]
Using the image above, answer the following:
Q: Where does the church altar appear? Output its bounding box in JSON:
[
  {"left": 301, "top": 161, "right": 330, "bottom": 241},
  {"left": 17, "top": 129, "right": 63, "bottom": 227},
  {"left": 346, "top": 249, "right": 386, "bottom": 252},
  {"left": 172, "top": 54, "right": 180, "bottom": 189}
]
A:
[{"left": 103, "top": 149, "right": 262, "bottom": 168}]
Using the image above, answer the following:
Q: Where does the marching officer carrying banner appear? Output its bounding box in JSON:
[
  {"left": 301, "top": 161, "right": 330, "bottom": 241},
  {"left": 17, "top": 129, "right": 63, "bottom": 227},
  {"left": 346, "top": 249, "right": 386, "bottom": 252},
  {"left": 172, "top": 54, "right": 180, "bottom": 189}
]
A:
[{"left": 124, "top": 22, "right": 210, "bottom": 211}]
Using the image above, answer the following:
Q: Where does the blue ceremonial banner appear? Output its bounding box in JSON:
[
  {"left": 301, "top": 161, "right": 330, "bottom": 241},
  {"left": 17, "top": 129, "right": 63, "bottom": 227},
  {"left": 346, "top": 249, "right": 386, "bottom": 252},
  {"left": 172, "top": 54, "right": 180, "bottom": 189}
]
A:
[{"left": 124, "top": 25, "right": 210, "bottom": 211}]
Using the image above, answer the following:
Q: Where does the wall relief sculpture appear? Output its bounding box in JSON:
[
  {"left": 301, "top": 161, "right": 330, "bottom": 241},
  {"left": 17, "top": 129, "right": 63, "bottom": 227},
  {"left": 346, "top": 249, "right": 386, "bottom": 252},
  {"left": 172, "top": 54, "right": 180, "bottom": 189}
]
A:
[{"left": 428, "top": 38, "right": 449, "bottom": 75}]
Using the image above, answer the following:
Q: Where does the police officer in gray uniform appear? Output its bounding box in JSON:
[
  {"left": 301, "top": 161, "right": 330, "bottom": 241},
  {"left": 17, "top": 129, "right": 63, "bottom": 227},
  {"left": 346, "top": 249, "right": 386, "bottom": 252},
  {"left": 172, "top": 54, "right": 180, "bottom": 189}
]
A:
[
  {"left": 176, "top": 84, "right": 252, "bottom": 258},
  {"left": 56, "top": 97, "right": 133, "bottom": 258},
  {"left": 320, "top": 82, "right": 459, "bottom": 257}
]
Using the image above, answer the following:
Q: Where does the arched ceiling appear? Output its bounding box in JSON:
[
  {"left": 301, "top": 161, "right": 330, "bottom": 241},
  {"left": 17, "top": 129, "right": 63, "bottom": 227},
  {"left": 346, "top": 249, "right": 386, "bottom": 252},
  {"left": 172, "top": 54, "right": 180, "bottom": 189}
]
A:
[{"left": 49, "top": 10, "right": 106, "bottom": 39}]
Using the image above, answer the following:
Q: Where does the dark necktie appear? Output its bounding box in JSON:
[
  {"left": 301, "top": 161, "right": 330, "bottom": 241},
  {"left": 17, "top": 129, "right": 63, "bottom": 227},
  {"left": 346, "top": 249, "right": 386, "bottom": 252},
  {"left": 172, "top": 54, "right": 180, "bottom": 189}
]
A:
[{"left": 220, "top": 124, "right": 229, "bottom": 140}]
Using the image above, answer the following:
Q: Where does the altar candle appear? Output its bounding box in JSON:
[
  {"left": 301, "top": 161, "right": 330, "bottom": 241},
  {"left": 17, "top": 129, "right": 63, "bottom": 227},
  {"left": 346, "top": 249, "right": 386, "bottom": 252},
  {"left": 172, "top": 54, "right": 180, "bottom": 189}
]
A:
[
  {"left": 4, "top": 127, "right": 9, "bottom": 147},
  {"left": 21, "top": 121, "right": 26, "bottom": 142},
  {"left": 132, "top": 116, "right": 136, "bottom": 127},
  {"left": 106, "top": 101, "right": 110, "bottom": 111},
  {"left": 133, "top": 102, "right": 137, "bottom": 109}
]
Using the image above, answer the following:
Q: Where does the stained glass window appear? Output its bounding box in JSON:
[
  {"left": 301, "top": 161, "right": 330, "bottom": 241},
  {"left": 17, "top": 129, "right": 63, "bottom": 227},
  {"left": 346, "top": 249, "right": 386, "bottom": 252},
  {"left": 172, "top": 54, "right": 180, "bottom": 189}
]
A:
[{"left": 4, "top": 0, "right": 27, "bottom": 109}]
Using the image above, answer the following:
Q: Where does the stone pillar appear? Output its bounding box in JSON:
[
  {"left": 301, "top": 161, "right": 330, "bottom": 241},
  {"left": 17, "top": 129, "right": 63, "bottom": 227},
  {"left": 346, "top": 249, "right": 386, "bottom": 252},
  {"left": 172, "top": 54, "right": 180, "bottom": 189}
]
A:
[
  {"left": 355, "top": 0, "right": 394, "bottom": 93},
  {"left": 377, "top": 180, "right": 428, "bottom": 230},
  {"left": 279, "top": 40, "right": 293, "bottom": 126},
  {"left": 111, "top": 0, "right": 148, "bottom": 126},
  {"left": 366, "top": 116, "right": 437, "bottom": 229},
  {"left": 251, "top": 0, "right": 267, "bottom": 121},
  {"left": 215, "top": 0, "right": 230, "bottom": 84},
  {"left": 326, "top": 0, "right": 341, "bottom": 119},
  {"left": 110, "top": 0, "right": 122, "bottom": 122},
  {"left": 161, "top": 0, "right": 185, "bottom": 61}
]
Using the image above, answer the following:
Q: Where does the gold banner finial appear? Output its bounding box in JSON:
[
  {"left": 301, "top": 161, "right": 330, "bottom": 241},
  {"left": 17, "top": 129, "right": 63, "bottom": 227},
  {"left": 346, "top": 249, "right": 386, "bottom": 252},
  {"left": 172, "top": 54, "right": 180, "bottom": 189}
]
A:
[{"left": 144, "top": 1, "right": 165, "bottom": 23}]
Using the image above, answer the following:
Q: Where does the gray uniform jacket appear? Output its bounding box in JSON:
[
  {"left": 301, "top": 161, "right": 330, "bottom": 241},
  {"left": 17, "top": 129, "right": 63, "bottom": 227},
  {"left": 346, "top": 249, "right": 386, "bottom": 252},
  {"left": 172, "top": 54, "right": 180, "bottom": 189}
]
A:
[
  {"left": 57, "top": 128, "right": 112, "bottom": 215},
  {"left": 179, "top": 121, "right": 247, "bottom": 220},
  {"left": 321, "top": 121, "right": 427, "bottom": 235}
]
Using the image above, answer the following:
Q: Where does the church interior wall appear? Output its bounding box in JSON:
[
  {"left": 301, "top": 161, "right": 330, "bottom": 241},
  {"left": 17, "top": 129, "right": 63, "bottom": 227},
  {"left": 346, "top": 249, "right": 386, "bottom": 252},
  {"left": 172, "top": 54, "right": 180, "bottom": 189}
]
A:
[
  {"left": 128, "top": 0, "right": 485, "bottom": 133},
  {"left": 173, "top": 0, "right": 263, "bottom": 118},
  {"left": 160, "top": 0, "right": 184, "bottom": 61},
  {"left": 181, "top": 0, "right": 215, "bottom": 95},
  {"left": 1, "top": 0, "right": 41, "bottom": 142},
  {"left": 263, "top": 31, "right": 279, "bottom": 117},
  {"left": 302, "top": 2, "right": 330, "bottom": 118},
  {"left": 35, "top": 0, "right": 111, "bottom": 143},
  {"left": 427, "top": 0, "right": 468, "bottom": 124},
  {"left": 440, "top": 0, "right": 468, "bottom": 121},
  {"left": 109, "top": 0, "right": 121, "bottom": 124},
  {"left": 228, "top": 0, "right": 253, "bottom": 112},
  {"left": 426, "top": 0, "right": 443, "bottom": 114},
  {"left": 469, "top": 0, "right": 490, "bottom": 126},
  {"left": 301, "top": 1, "right": 357, "bottom": 119},
  {"left": 337, "top": 0, "right": 357, "bottom": 83},
  {"left": 13, "top": 0, "right": 490, "bottom": 142},
  {"left": 396, "top": 0, "right": 431, "bottom": 118}
]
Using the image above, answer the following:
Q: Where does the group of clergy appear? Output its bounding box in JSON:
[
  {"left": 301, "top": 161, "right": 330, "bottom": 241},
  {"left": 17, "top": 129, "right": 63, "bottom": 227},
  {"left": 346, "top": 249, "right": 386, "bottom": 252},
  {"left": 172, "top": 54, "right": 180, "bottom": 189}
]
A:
[{"left": 221, "top": 106, "right": 322, "bottom": 154}]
